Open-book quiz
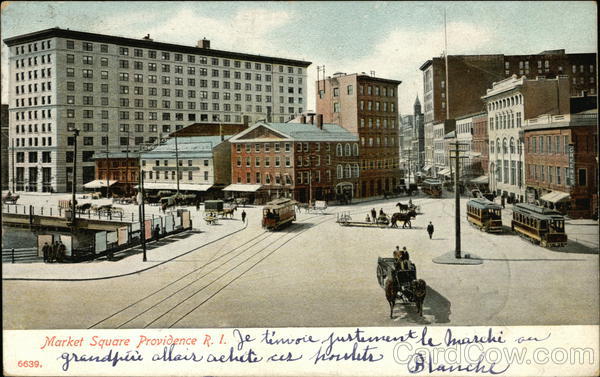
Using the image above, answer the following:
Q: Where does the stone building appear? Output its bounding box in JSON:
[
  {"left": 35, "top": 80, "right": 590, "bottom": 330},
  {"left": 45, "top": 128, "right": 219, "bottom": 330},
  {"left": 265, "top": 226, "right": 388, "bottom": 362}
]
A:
[
  {"left": 482, "top": 75, "right": 570, "bottom": 202},
  {"left": 1, "top": 104, "right": 8, "bottom": 190}
]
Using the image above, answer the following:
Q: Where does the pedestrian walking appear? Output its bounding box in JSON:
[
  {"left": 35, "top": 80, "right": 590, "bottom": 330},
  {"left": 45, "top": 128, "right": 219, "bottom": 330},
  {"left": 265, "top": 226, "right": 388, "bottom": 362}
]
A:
[
  {"left": 42, "top": 242, "right": 50, "bottom": 263},
  {"left": 371, "top": 208, "right": 377, "bottom": 222},
  {"left": 501, "top": 196, "right": 506, "bottom": 209},
  {"left": 195, "top": 201, "right": 200, "bottom": 212},
  {"left": 241, "top": 210, "right": 247, "bottom": 223},
  {"left": 427, "top": 221, "right": 434, "bottom": 239}
]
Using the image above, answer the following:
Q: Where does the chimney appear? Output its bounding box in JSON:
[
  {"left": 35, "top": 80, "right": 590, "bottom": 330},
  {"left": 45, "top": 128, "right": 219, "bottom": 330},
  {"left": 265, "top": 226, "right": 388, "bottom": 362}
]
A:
[
  {"left": 202, "top": 38, "right": 210, "bottom": 49},
  {"left": 300, "top": 115, "right": 307, "bottom": 124},
  {"left": 219, "top": 123, "right": 224, "bottom": 141},
  {"left": 316, "top": 114, "right": 323, "bottom": 130}
]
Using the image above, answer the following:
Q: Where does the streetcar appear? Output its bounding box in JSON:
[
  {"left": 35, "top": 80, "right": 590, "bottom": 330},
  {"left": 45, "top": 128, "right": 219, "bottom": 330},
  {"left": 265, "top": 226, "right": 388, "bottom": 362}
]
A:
[
  {"left": 466, "top": 198, "right": 503, "bottom": 233},
  {"left": 421, "top": 178, "right": 442, "bottom": 198},
  {"left": 511, "top": 203, "right": 568, "bottom": 247},
  {"left": 262, "top": 198, "right": 296, "bottom": 230}
]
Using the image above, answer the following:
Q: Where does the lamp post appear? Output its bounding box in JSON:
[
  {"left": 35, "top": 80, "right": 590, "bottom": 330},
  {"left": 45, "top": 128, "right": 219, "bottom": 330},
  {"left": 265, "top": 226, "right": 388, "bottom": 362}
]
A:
[{"left": 71, "top": 129, "right": 80, "bottom": 225}]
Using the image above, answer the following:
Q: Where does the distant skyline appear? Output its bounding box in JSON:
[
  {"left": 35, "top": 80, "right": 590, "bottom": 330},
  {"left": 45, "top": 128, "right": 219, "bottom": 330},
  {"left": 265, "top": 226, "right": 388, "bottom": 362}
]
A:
[{"left": 1, "top": 1, "right": 597, "bottom": 114}]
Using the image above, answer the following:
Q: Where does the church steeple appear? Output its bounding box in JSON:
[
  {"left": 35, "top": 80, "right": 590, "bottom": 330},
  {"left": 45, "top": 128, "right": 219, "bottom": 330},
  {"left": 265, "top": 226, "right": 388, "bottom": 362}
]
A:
[{"left": 413, "top": 94, "right": 422, "bottom": 115}]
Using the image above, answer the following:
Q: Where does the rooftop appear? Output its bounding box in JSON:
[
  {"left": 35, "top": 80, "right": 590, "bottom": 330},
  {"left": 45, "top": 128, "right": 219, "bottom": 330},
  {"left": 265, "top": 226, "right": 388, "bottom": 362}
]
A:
[
  {"left": 230, "top": 121, "right": 358, "bottom": 142},
  {"left": 140, "top": 135, "right": 231, "bottom": 158},
  {"left": 3, "top": 27, "right": 311, "bottom": 67}
]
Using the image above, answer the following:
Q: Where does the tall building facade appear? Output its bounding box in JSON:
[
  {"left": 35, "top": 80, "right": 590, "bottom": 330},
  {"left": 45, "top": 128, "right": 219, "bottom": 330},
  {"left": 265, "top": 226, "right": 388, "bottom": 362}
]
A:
[
  {"left": 3, "top": 28, "right": 311, "bottom": 193},
  {"left": 483, "top": 75, "right": 570, "bottom": 202},
  {"left": 315, "top": 73, "right": 402, "bottom": 197},
  {"left": 420, "top": 50, "right": 596, "bottom": 175},
  {"left": 411, "top": 96, "right": 425, "bottom": 171},
  {"left": 1, "top": 104, "right": 8, "bottom": 190}
]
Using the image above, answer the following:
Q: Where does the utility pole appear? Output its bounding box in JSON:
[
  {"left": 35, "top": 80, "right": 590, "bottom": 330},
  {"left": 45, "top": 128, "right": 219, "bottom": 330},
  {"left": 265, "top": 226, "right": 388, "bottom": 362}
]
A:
[
  {"left": 174, "top": 134, "right": 180, "bottom": 196},
  {"left": 125, "top": 129, "right": 130, "bottom": 196},
  {"left": 71, "top": 129, "right": 80, "bottom": 225},
  {"left": 450, "top": 142, "right": 468, "bottom": 259},
  {"left": 138, "top": 163, "right": 147, "bottom": 262}
]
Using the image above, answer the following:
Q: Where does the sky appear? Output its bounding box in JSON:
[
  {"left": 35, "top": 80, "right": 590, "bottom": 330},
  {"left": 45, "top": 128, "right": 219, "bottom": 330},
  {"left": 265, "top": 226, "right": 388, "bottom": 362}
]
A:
[{"left": 1, "top": 1, "right": 597, "bottom": 115}]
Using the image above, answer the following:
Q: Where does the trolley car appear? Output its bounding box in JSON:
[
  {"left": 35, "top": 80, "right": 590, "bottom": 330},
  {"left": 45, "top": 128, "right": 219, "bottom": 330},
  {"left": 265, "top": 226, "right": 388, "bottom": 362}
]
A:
[
  {"left": 262, "top": 198, "right": 296, "bottom": 230},
  {"left": 421, "top": 178, "right": 443, "bottom": 198},
  {"left": 466, "top": 198, "right": 503, "bottom": 232},
  {"left": 511, "top": 203, "right": 567, "bottom": 247}
]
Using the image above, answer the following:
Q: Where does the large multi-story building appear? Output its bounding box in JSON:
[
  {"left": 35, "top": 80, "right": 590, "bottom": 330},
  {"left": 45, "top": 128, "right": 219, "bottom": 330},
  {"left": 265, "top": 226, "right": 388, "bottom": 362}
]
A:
[
  {"left": 482, "top": 75, "right": 570, "bottom": 202},
  {"left": 420, "top": 50, "right": 596, "bottom": 172},
  {"left": 3, "top": 27, "right": 311, "bottom": 193},
  {"left": 227, "top": 117, "right": 359, "bottom": 203},
  {"left": 315, "top": 72, "right": 402, "bottom": 197},
  {"left": 523, "top": 110, "right": 597, "bottom": 218},
  {"left": 398, "top": 95, "right": 424, "bottom": 180}
]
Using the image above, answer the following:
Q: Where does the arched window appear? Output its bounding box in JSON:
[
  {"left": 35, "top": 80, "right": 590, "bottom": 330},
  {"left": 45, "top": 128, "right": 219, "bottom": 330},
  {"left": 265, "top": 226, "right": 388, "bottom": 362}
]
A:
[
  {"left": 518, "top": 140, "right": 522, "bottom": 155},
  {"left": 344, "top": 143, "right": 351, "bottom": 156},
  {"left": 353, "top": 143, "right": 359, "bottom": 156},
  {"left": 511, "top": 97, "right": 514, "bottom": 106},
  {"left": 336, "top": 143, "right": 342, "bottom": 156},
  {"left": 336, "top": 164, "right": 343, "bottom": 179},
  {"left": 344, "top": 164, "right": 351, "bottom": 178},
  {"left": 353, "top": 164, "right": 360, "bottom": 177},
  {"left": 510, "top": 137, "right": 515, "bottom": 154},
  {"left": 490, "top": 142, "right": 494, "bottom": 154},
  {"left": 503, "top": 138, "right": 508, "bottom": 154}
]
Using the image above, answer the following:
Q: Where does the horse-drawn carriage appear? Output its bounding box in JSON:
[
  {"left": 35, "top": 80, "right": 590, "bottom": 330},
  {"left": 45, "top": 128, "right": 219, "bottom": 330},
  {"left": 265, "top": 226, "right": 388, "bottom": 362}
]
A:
[
  {"left": 2, "top": 192, "right": 20, "bottom": 204},
  {"left": 336, "top": 212, "right": 390, "bottom": 227},
  {"left": 377, "top": 257, "right": 426, "bottom": 318}
]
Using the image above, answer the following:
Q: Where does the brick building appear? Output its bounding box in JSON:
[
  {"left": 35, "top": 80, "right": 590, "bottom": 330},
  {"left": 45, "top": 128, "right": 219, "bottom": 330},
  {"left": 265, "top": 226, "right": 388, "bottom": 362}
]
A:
[
  {"left": 524, "top": 110, "right": 597, "bottom": 218},
  {"left": 227, "top": 117, "right": 359, "bottom": 204},
  {"left": 89, "top": 152, "right": 140, "bottom": 196},
  {"left": 315, "top": 72, "right": 401, "bottom": 197},
  {"left": 482, "top": 75, "right": 571, "bottom": 202}
]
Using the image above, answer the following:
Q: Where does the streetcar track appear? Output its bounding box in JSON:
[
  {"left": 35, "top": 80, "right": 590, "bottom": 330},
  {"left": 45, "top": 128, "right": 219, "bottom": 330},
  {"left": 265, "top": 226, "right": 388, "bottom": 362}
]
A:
[{"left": 89, "top": 212, "right": 327, "bottom": 329}]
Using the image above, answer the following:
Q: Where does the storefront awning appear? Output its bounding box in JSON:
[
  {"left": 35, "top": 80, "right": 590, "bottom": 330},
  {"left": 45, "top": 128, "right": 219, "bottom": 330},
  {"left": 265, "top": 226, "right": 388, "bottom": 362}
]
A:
[
  {"left": 422, "top": 165, "right": 432, "bottom": 171},
  {"left": 83, "top": 179, "right": 118, "bottom": 189},
  {"left": 139, "top": 182, "right": 212, "bottom": 192},
  {"left": 222, "top": 184, "right": 263, "bottom": 192},
  {"left": 470, "top": 175, "right": 489, "bottom": 184},
  {"left": 540, "top": 191, "right": 570, "bottom": 203},
  {"left": 438, "top": 168, "right": 451, "bottom": 176},
  {"left": 465, "top": 151, "right": 482, "bottom": 158}
]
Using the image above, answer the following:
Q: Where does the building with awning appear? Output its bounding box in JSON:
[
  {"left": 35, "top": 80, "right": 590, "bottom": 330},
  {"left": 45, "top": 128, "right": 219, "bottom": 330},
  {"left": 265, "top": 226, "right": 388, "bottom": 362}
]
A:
[
  {"left": 222, "top": 184, "right": 262, "bottom": 192},
  {"left": 438, "top": 168, "right": 452, "bottom": 177},
  {"left": 470, "top": 175, "right": 489, "bottom": 185},
  {"left": 83, "top": 179, "right": 118, "bottom": 189},
  {"left": 139, "top": 135, "right": 232, "bottom": 200},
  {"left": 540, "top": 191, "right": 570, "bottom": 203}
]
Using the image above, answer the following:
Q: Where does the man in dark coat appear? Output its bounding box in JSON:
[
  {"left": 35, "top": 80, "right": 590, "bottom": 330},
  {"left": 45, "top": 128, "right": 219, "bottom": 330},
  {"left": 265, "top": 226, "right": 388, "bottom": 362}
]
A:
[
  {"left": 371, "top": 208, "right": 377, "bottom": 222},
  {"left": 427, "top": 222, "right": 434, "bottom": 239},
  {"left": 50, "top": 241, "right": 59, "bottom": 263},
  {"left": 42, "top": 242, "right": 50, "bottom": 263},
  {"left": 57, "top": 241, "right": 66, "bottom": 263},
  {"left": 153, "top": 224, "right": 160, "bottom": 242},
  {"left": 241, "top": 210, "right": 246, "bottom": 223}
]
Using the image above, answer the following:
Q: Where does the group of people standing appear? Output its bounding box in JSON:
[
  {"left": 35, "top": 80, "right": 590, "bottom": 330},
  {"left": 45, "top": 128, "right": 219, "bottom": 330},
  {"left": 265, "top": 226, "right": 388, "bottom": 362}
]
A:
[
  {"left": 41, "top": 241, "right": 67, "bottom": 263},
  {"left": 393, "top": 246, "right": 411, "bottom": 270}
]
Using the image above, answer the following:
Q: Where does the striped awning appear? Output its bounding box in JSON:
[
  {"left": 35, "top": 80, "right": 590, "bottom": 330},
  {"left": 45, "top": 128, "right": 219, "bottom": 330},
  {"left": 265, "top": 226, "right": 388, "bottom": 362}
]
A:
[
  {"left": 438, "top": 168, "right": 451, "bottom": 176},
  {"left": 470, "top": 175, "right": 489, "bottom": 184},
  {"left": 83, "top": 179, "right": 118, "bottom": 189},
  {"left": 222, "top": 184, "right": 263, "bottom": 192}
]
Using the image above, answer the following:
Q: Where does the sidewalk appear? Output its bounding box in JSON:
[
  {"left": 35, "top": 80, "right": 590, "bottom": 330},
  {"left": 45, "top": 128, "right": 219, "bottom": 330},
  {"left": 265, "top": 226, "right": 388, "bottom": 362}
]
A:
[{"left": 2, "top": 211, "right": 252, "bottom": 281}]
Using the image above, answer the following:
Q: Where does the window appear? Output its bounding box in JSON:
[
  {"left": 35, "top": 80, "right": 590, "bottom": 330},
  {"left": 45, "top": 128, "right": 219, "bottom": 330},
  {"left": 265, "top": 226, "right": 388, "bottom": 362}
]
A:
[{"left": 578, "top": 168, "right": 587, "bottom": 186}]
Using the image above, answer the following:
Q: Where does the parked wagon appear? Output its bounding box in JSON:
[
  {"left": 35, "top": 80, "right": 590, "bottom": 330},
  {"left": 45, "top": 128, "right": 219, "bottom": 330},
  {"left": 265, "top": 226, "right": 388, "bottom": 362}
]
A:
[
  {"left": 204, "top": 200, "right": 224, "bottom": 215},
  {"left": 466, "top": 198, "right": 503, "bottom": 233},
  {"left": 336, "top": 212, "right": 390, "bottom": 228},
  {"left": 2, "top": 192, "right": 20, "bottom": 204},
  {"left": 511, "top": 203, "right": 567, "bottom": 247},
  {"left": 262, "top": 198, "right": 296, "bottom": 230},
  {"left": 377, "top": 257, "right": 427, "bottom": 318}
]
